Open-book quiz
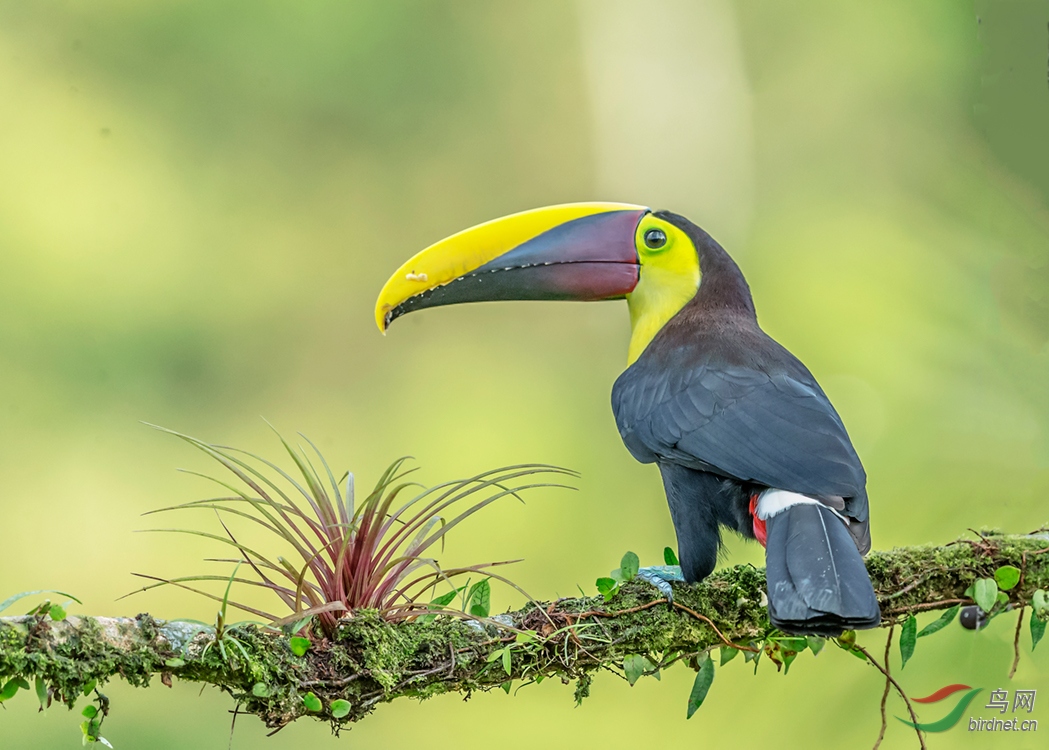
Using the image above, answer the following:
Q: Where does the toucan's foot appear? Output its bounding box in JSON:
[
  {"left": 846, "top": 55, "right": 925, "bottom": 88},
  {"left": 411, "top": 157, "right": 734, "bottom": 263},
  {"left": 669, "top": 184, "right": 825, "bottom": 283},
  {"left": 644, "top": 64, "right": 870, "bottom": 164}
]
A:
[{"left": 636, "top": 565, "right": 685, "bottom": 603}]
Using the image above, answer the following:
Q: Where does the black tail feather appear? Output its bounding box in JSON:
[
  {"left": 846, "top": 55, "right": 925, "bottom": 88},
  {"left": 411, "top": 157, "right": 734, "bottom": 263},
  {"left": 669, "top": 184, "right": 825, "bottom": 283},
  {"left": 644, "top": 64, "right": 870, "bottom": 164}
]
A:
[{"left": 764, "top": 503, "right": 880, "bottom": 636}]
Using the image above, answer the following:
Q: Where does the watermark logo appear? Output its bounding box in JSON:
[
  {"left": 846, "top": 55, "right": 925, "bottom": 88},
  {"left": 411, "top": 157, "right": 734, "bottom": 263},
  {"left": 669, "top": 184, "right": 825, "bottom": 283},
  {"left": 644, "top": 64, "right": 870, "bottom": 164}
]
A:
[
  {"left": 896, "top": 684, "right": 983, "bottom": 732},
  {"left": 896, "top": 685, "right": 1038, "bottom": 733},
  {"left": 969, "top": 688, "right": 1038, "bottom": 733}
]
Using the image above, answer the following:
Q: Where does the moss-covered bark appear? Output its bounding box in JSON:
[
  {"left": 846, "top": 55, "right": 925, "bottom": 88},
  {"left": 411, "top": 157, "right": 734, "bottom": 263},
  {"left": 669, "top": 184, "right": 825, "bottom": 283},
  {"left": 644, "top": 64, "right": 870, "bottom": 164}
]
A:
[{"left": 1, "top": 532, "right": 1046, "bottom": 731}]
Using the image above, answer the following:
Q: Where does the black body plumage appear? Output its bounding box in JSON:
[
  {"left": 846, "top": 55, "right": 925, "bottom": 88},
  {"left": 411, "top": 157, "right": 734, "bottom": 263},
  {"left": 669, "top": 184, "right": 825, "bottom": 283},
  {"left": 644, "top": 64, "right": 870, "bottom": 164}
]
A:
[{"left": 611, "top": 212, "right": 880, "bottom": 635}]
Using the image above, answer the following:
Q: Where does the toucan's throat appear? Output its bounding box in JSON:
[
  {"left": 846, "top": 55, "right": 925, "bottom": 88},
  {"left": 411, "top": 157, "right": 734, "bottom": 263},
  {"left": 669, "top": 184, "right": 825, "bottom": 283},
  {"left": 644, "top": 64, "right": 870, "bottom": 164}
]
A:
[{"left": 625, "top": 265, "right": 700, "bottom": 364}]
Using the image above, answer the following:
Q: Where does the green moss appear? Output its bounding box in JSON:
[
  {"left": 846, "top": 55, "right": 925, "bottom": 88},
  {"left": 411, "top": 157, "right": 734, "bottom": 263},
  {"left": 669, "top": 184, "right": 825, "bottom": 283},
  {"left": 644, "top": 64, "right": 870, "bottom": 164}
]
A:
[{"left": 0, "top": 533, "right": 1046, "bottom": 731}]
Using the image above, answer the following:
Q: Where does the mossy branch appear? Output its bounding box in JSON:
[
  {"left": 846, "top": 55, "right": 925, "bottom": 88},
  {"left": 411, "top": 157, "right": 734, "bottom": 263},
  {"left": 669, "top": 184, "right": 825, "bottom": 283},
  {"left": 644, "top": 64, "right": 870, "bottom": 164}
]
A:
[{"left": 1, "top": 532, "right": 1047, "bottom": 733}]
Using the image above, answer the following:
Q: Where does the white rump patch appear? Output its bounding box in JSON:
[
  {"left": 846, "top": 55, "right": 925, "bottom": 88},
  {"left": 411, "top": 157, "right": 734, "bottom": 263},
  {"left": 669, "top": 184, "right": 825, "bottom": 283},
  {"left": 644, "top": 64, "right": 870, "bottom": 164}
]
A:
[
  {"left": 754, "top": 489, "right": 820, "bottom": 520},
  {"left": 755, "top": 489, "right": 850, "bottom": 525}
]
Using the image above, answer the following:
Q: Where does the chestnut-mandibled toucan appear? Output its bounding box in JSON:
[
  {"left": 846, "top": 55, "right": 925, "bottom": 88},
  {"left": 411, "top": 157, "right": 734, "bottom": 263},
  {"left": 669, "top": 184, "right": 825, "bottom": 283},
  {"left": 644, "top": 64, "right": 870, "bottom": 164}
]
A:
[{"left": 374, "top": 203, "right": 880, "bottom": 635}]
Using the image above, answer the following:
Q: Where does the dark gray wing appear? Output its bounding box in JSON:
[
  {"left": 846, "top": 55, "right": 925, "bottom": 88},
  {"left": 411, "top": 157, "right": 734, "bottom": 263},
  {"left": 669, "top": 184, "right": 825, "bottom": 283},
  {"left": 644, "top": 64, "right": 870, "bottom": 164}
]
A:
[{"left": 611, "top": 357, "right": 868, "bottom": 523}]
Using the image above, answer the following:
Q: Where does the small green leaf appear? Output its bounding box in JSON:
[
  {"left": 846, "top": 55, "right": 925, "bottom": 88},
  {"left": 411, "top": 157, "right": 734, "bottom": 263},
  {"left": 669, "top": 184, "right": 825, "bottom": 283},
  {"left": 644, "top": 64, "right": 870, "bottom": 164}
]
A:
[
  {"left": 807, "top": 637, "right": 825, "bottom": 656},
  {"left": 82, "top": 717, "right": 101, "bottom": 742},
  {"left": 1032, "top": 614, "right": 1046, "bottom": 651},
  {"left": 777, "top": 637, "right": 807, "bottom": 653},
  {"left": 743, "top": 643, "right": 760, "bottom": 663},
  {"left": 289, "top": 636, "right": 311, "bottom": 657},
  {"left": 252, "top": 683, "right": 271, "bottom": 698},
  {"left": 620, "top": 551, "right": 640, "bottom": 581},
  {"left": 719, "top": 646, "right": 739, "bottom": 666},
  {"left": 663, "top": 547, "right": 678, "bottom": 566},
  {"left": 0, "top": 589, "right": 81, "bottom": 616},
  {"left": 164, "top": 658, "right": 185, "bottom": 668},
  {"left": 994, "top": 565, "right": 1021, "bottom": 591},
  {"left": 35, "top": 677, "right": 48, "bottom": 711},
  {"left": 596, "top": 577, "right": 618, "bottom": 601},
  {"left": 430, "top": 590, "right": 458, "bottom": 608},
  {"left": 466, "top": 579, "right": 491, "bottom": 618},
  {"left": 330, "top": 699, "right": 351, "bottom": 719},
  {"left": 0, "top": 679, "right": 19, "bottom": 702},
  {"left": 833, "top": 634, "right": 866, "bottom": 661},
  {"left": 900, "top": 615, "right": 917, "bottom": 669},
  {"left": 49, "top": 604, "right": 67, "bottom": 621},
  {"left": 974, "top": 578, "right": 998, "bottom": 613},
  {"left": 289, "top": 618, "right": 311, "bottom": 635},
  {"left": 686, "top": 654, "right": 715, "bottom": 719},
  {"left": 515, "top": 632, "right": 534, "bottom": 645},
  {"left": 302, "top": 691, "right": 322, "bottom": 712},
  {"left": 996, "top": 592, "right": 1009, "bottom": 608},
  {"left": 1033, "top": 589, "right": 1048, "bottom": 615},
  {"left": 15, "top": 677, "right": 29, "bottom": 690},
  {"left": 82, "top": 680, "right": 96, "bottom": 696},
  {"left": 501, "top": 647, "right": 512, "bottom": 675},
  {"left": 500, "top": 681, "right": 511, "bottom": 694},
  {"left": 770, "top": 639, "right": 803, "bottom": 676},
  {"left": 917, "top": 605, "right": 960, "bottom": 638},
  {"left": 81, "top": 705, "right": 98, "bottom": 719},
  {"left": 29, "top": 601, "right": 51, "bottom": 617},
  {"left": 623, "top": 654, "right": 653, "bottom": 686}
]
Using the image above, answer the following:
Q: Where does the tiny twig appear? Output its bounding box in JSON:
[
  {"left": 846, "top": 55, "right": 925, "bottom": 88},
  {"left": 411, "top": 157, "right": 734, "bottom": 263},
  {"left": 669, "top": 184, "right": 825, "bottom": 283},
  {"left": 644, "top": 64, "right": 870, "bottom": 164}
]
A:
[
  {"left": 1009, "top": 607, "right": 1024, "bottom": 680},
  {"left": 569, "top": 598, "right": 758, "bottom": 653},
  {"left": 589, "top": 614, "right": 614, "bottom": 643},
  {"left": 228, "top": 703, "right": 240, "bottom": 750},
  {"left": 1020, "top": 546, "right": 1049, "bottom": 593},
  {"left": 855, "top": 645, "right": 926, "bottom": 750},
  {"left": 872, "top": 624, "right": 894, "bottom": 750},
  {"left": 882, "top": 574, "right": 936, "bottom": 602},
  {"left": 300, "top": 672, "right": 368, "bottom": 688},
  {"left": 573, "top": 599, "right": 667, "bottom": 619},
  {"left": 957, "top": 534, "right": 998, "bottom": 557},
  {"left": 671, "top": 601, "right": 760, "bottom": 653},
  {"left": 884, "top": 599, "right": 967, "bottom": 616}
]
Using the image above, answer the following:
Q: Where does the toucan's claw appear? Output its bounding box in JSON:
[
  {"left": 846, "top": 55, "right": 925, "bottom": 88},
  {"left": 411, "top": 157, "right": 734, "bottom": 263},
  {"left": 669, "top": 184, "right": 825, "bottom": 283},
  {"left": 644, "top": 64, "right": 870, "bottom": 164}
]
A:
[{"left": 636, "top": 565, "right": 685, "bottom": 604}]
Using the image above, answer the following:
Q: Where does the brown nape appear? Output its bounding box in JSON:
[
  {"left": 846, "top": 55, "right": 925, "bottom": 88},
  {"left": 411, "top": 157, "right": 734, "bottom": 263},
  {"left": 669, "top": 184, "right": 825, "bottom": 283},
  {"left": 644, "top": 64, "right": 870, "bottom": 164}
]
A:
[{"left": 653, "top": 211, "right": 757, "bottom": 320}]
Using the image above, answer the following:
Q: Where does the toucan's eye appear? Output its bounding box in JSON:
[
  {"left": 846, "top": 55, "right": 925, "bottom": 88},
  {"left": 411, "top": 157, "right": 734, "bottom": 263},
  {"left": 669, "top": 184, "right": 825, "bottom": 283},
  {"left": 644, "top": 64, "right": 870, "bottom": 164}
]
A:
[{"left": 643, "top": 228, "right": 667, "bottom": 249}]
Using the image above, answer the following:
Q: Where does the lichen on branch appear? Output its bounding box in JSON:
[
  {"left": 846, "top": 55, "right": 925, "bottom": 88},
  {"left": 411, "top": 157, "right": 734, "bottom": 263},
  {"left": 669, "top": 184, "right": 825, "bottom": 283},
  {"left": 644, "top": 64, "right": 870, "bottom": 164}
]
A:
[{"left": 1, "top": 532, "right": 1047, "bottom": 734}]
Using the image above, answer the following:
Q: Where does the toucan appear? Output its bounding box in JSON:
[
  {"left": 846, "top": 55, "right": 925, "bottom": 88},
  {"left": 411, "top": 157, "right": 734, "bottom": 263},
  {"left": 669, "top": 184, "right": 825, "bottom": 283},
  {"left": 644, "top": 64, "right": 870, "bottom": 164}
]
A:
[{"left": 374, "top": 203, "right": 881, "bottom": 636}]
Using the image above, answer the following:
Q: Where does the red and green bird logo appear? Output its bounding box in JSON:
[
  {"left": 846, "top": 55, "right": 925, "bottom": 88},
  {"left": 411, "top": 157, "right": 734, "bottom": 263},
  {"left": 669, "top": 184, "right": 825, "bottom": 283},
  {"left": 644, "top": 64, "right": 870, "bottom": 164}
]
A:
[{"left": 897, "top": 684, "right": 983, "bottom": 732}]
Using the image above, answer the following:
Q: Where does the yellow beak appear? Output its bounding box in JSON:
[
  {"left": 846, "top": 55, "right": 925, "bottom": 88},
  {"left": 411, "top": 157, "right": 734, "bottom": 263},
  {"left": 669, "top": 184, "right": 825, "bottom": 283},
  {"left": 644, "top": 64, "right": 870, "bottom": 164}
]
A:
[{"left": 375, "top": 202, "right": 648, "bottom": 332}]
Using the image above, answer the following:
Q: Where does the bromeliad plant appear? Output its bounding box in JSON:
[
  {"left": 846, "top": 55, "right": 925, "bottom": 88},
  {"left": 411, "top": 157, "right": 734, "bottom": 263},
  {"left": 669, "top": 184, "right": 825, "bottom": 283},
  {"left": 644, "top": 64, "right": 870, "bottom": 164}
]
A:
[{"left": 132, "top": 426, "right": 575, "bottom": 637}]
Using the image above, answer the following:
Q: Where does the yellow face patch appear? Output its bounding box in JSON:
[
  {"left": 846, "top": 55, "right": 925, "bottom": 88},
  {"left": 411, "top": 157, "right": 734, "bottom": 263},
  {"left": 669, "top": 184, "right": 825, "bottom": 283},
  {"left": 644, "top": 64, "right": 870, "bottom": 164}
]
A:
[{"left": 625, "top": 214, "right": 701, "bottom": 364}]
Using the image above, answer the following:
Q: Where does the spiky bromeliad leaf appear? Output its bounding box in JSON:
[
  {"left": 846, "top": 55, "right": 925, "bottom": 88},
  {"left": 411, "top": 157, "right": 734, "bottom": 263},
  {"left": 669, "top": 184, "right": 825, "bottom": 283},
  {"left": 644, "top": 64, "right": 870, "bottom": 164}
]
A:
[{"left": 132, "top": 425, "right": 576, "bottom": 636}]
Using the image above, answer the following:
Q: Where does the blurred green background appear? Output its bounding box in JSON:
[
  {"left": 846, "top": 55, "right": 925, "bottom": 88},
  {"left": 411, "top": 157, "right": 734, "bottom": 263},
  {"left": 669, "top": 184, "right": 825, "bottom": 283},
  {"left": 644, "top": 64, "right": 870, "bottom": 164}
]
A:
[{"left": 1, "top": 1, "right": 1047, "bottom": 747}]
